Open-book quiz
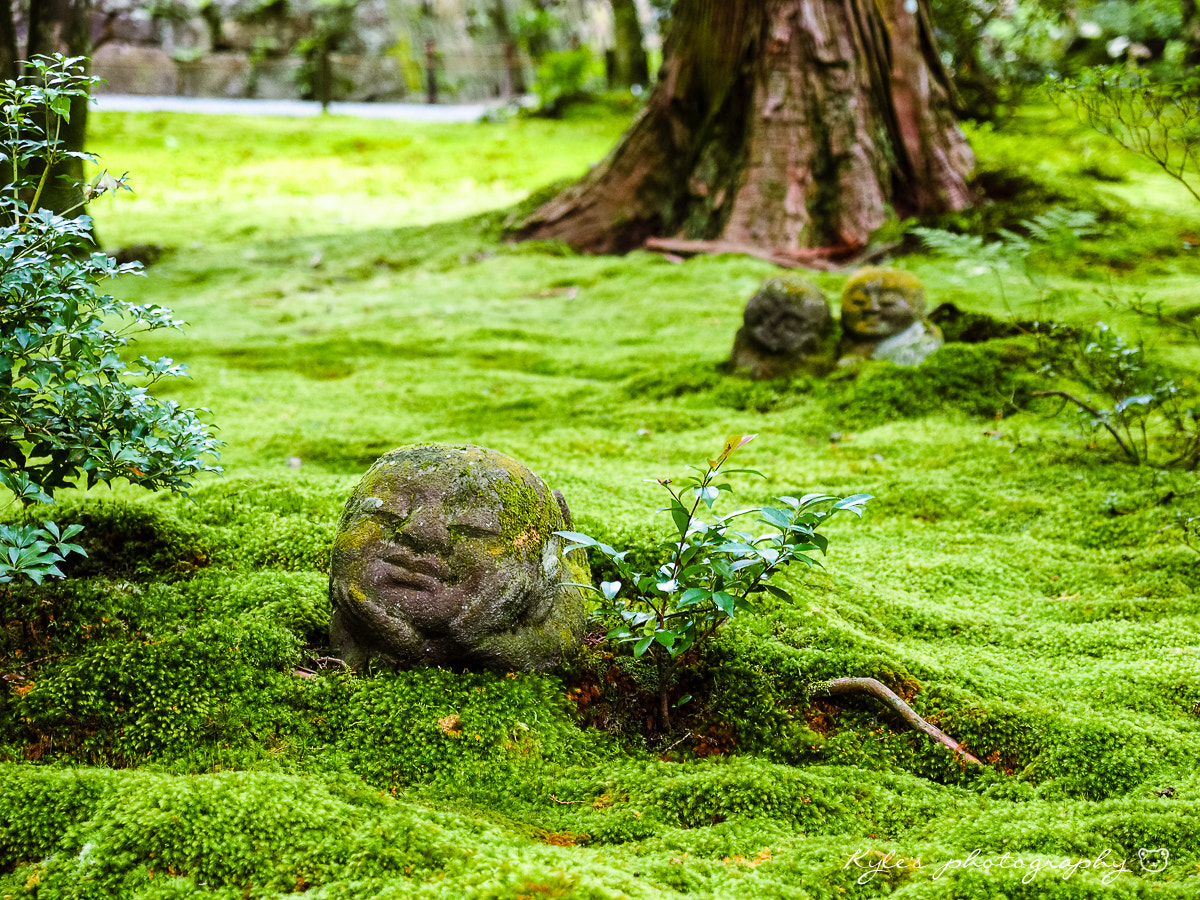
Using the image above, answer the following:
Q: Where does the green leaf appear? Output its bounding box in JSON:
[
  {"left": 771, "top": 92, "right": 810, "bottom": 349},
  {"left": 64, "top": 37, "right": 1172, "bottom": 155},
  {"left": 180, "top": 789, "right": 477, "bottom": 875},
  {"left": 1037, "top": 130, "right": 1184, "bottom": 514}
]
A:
[
  {"left": 669, "top": 500, "right": 691, "bottom": 536},
  {"left": 833, "top": 493, "right": 873, "bottom": 514},
  {"left": 760, "top": 507, "right": 792, "bottom": 528},
  {"left": 714, "top": 541, "right": 756, "bottom": 554},
  {"left": 633, "top": 635, "right": 654, "bottom": 657},
  {"left": 712, "top": 591, "right": 736, "bottom": 615},
  {"left": 799, "top": 492, "right": 836, "bottom": 507},
  {"left": 554, "top": 530, "right": 598, "bottom": 546},
  {"left": 677, "top": 587, "right": 709, "bottom": 608},
  {"left": 47, "top": 92, "right": 72, "bottom": 121},
  {"left": 719, "top": 468, "right": 765, "bottom": 478},
  {"left": 600, "top": 580, "right": 621, "bottom": 600},
  {"left": 762, "top": 583, "right": 794, "bottom": 603}
]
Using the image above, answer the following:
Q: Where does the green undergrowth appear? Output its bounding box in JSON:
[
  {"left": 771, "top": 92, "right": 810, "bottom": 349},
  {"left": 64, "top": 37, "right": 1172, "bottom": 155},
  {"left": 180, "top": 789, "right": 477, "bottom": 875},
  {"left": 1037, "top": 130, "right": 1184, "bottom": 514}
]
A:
[{"left": 2, "top": 102, "right": 1200, "bottom": 897}]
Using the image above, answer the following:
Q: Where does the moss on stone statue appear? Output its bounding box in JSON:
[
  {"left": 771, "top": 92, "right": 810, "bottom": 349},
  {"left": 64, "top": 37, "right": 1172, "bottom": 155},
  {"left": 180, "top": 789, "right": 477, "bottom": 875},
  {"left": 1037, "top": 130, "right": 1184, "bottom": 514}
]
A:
[{"left": 328, "top": 444, "right": 589, "bottom": 674}]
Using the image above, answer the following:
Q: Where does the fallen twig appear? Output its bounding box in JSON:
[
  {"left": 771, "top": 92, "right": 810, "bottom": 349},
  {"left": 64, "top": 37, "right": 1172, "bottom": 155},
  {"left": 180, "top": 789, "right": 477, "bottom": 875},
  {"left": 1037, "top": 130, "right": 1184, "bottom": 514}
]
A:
[
  {"left": 658, "top": 731, "right": 695, "bottom": 754},
  {"left": 309, "top": 656, "right": 349, "bottom": 670},
  {"left": 642, "top": 237, "right": 858, "bottom": 271},
  {"left": 812, "top": 677, "right": 982, "bottom": 766},
  {"left": 549, "top": 794, "right": 589, "bottom": 805}
]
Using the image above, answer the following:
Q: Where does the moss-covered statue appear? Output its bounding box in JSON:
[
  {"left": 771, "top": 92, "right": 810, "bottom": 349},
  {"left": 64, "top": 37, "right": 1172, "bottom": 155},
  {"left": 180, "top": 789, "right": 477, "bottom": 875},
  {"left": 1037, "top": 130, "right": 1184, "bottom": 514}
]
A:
[
  {"left": 838, "top": 267, "right": 943, "bottom": 366},
  {"left": 728, "top": 274, "right": 834, "bottom": 379},
  {"left": 329, "top": 444, "right": 590, "bottom": 673}
]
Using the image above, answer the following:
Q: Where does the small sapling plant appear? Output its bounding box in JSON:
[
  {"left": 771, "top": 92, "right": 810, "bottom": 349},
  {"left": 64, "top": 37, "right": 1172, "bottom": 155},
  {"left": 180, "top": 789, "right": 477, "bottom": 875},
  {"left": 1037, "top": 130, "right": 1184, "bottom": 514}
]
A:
[
  {"left": 557, "top": 435, "right": 871, "bottom": 731},
  {"left": 0, "top": 55, "right": 222, "bottom": 584}
]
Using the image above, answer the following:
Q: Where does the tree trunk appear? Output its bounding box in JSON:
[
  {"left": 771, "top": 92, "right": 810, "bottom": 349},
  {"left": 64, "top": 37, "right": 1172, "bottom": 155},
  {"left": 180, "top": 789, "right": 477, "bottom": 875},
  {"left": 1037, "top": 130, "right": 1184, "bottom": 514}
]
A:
[
  {"left": 26, "top": 0, "right": 94, "bottom": 219},
  {"left": 610, "top": 0, "right": 649, "bottom": 89},
  {"left": 515, "top": 0, "right": 973, "bottom": 255},
  {"left": 491, "top": 0, "right": 527, "bottom": 97},
  {"left": 0, "top": 1, "right": 17, "bottom": 81},
  {"left": 1183, "top": 0, "right": 1200, "bottom": 68}
]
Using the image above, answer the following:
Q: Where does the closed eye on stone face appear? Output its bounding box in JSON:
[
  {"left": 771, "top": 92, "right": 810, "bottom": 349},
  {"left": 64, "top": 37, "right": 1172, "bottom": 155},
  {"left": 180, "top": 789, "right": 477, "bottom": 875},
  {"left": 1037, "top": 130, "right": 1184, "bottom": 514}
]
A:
[{"left": 448, "top": 523, "right": 501, "bottom": 540}]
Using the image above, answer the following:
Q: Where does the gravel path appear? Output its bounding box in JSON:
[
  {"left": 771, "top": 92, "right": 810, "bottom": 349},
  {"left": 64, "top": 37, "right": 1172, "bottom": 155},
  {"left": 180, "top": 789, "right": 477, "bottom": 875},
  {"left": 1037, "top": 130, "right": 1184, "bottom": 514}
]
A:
[{"left": 92, "top": 94, "right": 510, "bottom": 122}]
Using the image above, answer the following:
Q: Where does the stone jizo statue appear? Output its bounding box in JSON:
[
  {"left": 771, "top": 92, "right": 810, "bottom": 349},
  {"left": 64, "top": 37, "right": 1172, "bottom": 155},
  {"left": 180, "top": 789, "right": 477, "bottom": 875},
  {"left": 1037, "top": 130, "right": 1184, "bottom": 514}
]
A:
[
  {"left": 729, "top": 274, "right": 833, "bottom": 379},
  {"left": 838, "top": 267, "right": 942, "bottom": 366},
  {"left": 329, "top": 444, "right": 589, "bottom": 673}
]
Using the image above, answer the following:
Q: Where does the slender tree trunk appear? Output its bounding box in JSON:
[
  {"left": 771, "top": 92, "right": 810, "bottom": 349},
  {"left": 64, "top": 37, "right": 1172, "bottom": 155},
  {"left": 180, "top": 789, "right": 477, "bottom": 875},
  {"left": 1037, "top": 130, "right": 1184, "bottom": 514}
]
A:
[
  {"left": 515, "top": 0, "right": 973, "bottom": 255},
  {"left": 610, "top": 0, "right": 649, "bottom": 88},
  {"left": 491, "top": 0, "right": 527, "bottom": 97},
  {"left": 25, "top": 0, "right": 94, "bottom": 218},
  {"left": 1183, "top": 0, "right": 1200, "bottom": 68},
  {"left": 424, "top": 37, "right": 438, "bottom": 104},
  {"left": 656, "top": 652, "right": 671, "bottom": 732},
  {"left": 0, "top": 1, "right": 18, "bottom": 80}
]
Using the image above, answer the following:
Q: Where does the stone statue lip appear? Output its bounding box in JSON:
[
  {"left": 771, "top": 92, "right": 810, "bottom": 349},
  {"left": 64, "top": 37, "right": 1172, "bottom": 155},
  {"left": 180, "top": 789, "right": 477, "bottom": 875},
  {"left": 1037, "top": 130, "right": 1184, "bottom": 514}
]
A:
[{"left": 379, "top": 551, "right": 447, "bottom": 588}]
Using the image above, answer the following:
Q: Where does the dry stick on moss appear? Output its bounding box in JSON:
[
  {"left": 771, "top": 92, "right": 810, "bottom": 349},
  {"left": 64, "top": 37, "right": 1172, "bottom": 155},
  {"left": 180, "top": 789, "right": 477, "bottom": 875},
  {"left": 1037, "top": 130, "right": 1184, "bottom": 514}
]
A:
[
  {"left": 813, "top": 677, "right": 982, "bottom": 766},
  {"left": 642, "top": 237, "right": 900, "bottom": 271},
  {"left": 1031, "top": 390, "right": 1138, "bottom": 462}
]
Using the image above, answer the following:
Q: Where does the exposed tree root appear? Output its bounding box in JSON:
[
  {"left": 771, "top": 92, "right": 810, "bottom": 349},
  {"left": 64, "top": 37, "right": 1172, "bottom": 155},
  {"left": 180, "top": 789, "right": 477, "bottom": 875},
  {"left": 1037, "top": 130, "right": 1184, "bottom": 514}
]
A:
[
  {"left": 813, "top": 676, "right": 982, "bottom": 766},
  {"left": 642, "top": 237, "right": 901, "bottom": 272}
]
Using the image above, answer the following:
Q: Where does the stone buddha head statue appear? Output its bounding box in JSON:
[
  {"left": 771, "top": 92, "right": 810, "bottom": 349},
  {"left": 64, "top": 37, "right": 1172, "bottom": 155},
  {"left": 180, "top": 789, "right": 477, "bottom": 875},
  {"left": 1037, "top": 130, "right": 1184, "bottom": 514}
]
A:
[
  {"left": 328, "top": 444, "right": 588, "bottom": 673},
  {"left": 840, "top": 267, "right": 926, "bottom": 343},
  {"left": 743, "top": 274, "right": 832, "bottom": 357}
]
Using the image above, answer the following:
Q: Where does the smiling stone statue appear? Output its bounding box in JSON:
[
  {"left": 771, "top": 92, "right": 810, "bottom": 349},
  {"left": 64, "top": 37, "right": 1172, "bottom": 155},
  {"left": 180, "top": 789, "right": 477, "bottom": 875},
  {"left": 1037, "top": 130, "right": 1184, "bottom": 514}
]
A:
[
  {"left": 329, "top": 444, "right": 589, "bottom": 673},
  {"left": 838, "top": 267, "right": 943, "bottom": 366}
]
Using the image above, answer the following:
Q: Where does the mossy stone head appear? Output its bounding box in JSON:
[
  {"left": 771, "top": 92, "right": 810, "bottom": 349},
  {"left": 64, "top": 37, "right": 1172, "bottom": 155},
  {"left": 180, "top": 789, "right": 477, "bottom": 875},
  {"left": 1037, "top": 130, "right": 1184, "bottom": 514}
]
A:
[
  {"left": 840, "top": 267, "right": 926, "bottom": 341},
  {"left": 329, "top": 444, "right": 589, "bottom": 673},
  {"left": 743, "top": 274, "right": 832, "bottom": 356}
]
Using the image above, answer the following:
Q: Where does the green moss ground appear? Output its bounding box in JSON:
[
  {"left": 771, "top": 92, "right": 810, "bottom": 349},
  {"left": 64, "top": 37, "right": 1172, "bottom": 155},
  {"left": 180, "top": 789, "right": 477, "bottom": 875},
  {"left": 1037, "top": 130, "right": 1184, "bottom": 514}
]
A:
[{"left": 1, "top": 101, "right": 1199, "bottom": 898}]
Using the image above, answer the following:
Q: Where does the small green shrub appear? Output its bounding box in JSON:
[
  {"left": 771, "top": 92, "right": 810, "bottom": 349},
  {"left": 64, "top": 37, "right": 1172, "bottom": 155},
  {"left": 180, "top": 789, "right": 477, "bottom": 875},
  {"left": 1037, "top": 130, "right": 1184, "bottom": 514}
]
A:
[
  {"left": 560, "top": 435, "right": 869, "bottom": 730},
  {"left": 0, "top": 56, "right": 221, "bottom": 584},
  {"left": 531, "top": 47, "right": 599, "bottom": 116},
  {"left": 1047, "top": 65, "right": 1200, "bottom": 206}
]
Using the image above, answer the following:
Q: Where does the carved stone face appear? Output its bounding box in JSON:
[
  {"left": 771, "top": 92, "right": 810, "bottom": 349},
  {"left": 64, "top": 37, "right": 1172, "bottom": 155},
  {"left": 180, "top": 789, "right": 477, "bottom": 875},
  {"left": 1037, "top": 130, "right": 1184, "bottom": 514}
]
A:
[
  {"left": 840, "top": 268, "right": 926, "bottom": 341},
  {"left": 744, "top": 276, "right": 832, "bottom": 356},
  {"left": 329, "top": 445, "right": 587, "bottom": 672}
]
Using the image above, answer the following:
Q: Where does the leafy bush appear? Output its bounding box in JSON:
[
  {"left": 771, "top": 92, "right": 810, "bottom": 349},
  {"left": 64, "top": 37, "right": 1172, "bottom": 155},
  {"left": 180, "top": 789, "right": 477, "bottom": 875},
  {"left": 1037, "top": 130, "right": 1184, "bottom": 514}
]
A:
[
  {"left": 559, "top": 436, "right": 869, "bottom": 730},
  {"left": 531, "top": 48, "right": 600, "bottom": 116},
  {"left": 1034, "top": 324, "right": 1200, "bottom": 466},
  {"left": 0, "top": 56, "right": 221, "bottom": 583}
]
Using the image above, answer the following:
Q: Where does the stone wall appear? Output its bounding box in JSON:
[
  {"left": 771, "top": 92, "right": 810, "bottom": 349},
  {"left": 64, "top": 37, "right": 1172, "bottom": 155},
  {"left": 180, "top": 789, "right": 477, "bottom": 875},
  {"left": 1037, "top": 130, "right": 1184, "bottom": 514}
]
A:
[
  {"left": 92, "top": 43, "right": 409, "bottom": 101},
  {"left": 86, "top": 0, "right": 655, "bottom": 103}
]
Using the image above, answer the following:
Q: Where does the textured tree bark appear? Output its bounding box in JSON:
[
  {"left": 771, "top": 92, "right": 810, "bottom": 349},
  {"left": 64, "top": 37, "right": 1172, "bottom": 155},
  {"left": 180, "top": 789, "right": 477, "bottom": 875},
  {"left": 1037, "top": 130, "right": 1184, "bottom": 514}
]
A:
[
  {"left": 609, "top": 0, "right": 649, "bottom": 89},
  {"left": 515, "top": 0, "right": 973, "bottom": 255}
]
